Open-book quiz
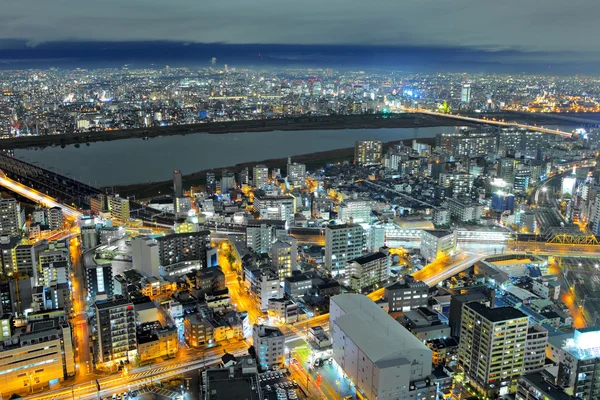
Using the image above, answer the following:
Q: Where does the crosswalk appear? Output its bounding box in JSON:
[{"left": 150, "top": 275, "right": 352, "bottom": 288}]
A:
[{"left": 136, "top": 386, "right": 183, "bottom": 399}]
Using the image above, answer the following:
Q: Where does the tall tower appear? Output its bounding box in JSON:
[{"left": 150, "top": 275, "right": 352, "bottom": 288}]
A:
[
  {"left": 173, "top": 170, "right": 183, "bottom": 198},
  {"left": 461, "top": 84, "right": 472, "bottom": 104}
]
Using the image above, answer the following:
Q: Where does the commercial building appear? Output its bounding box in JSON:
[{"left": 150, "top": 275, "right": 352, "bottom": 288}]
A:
[
  {"left": 137, "top": 324, "right": 178, "bottom": 362},
  {"left": 252, "top": 324, "right": 285, "bottom": 371},
  {"left": 458, "top": 303, "right": 529, "bottom": 397},
  {"left": 246, "top": 219, "right": 286, "bottom": 254},
  {"left": 337, "top": 198, "right": 372, "bottom": 224},
  {"left": 491, "top": 192, "right": 515, "bottom": 213},
  {"left": 346, "top": 251, "right": 391, "bottom": 292},
  {"left": 385, "top": 279, "right": 429, "bottom": 312},
  {"left": 108, "top": 195, "right": 130, "bottom": 225},
  {"left": 324, "top": 223, "right": 364, "bottom": 278},
  {"left": 420, "top": 230, "right": 457, "bottom": 263},
  {"left": 94, "top": 297, "right": 137, "bottom": 364},
  {"left": 330, "top": 294, "right": 436, "bottom": 400},
  {"left": 354, "top": 140, "right": 383, "bottom": 165},
  {"left": 131, "top": 236, "right": 160, "bottom": 277},
  {"left": 0, "top": 197, "right": 24, "bottom": 237},
  {"left": 203, "top": 356, "right": 262, "bottom": 400},
  {"left": 0, "top": 318, "right": 75, "bottom": 394},
  {"left": 267, "top": 298, "right": 299, "bottom": 324},
  {"left": 252, "top": 165, "right": 269, "bottom": 190}
]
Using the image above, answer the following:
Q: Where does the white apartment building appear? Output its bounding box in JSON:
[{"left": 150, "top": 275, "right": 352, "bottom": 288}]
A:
[
  {"left": 269, "top": 237, "right": 298, "bottom": 281},
  {"left": 346, "top": 251, "right": 391, "bottom": 292},
  {"left": 0, "top": 197, "right": 23, "bottom": 237},
  {"left": 330, "top": 294, "right": 437, "bottom": 400},
  {"left": 286, "top": 160, "right": 306, "bottom": 187},
  {"left": 338, "top": 198, "right": 372, "bottom": 224},
  {"left": 420, "top": 230, "right": 457, "bottom": 263},
  {"left": 246, "top": 220, "right": 287, "bottom": 254},
  {"left": 324, "top": 223, "right": 364, "bottom": 278},
  {"left": 446, "top": 198, "right": 484, "bottom": 223},
  {"left": 253, "top": 165, "right": 269, "bottom": 190},
  {"left": 131, "top": 236, "right": 160, "bottom": 277},
  {"left": 253, "top": 324, "right": 285, "bottom": 371}
]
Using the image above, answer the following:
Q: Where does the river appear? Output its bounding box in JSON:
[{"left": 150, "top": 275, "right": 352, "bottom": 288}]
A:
[{"left": 14, "top": 126, "right": 458, "bottom": 187}]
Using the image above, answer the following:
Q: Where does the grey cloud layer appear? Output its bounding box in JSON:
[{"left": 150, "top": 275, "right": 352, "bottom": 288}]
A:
[{"left": 1, "top": 0, "right": 597, "bottom": 52}]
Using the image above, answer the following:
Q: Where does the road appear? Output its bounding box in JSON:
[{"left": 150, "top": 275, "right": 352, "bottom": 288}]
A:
[
  {"left": 71, "top": 238, "right": 93, "bottom": 383},
  {"left": 0, "top": 171, "right": 82, "bottom": 220}
]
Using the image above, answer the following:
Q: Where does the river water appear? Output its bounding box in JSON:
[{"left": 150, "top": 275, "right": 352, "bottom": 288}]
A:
[{"left": 14, "top": 126, "right": 458, "bottom": 187}]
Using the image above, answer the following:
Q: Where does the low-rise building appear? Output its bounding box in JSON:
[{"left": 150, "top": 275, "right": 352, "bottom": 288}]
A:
[
  {"left": 253, "top": 324, "right": 285, "bottom": 371},
  {"left": 267, "top": 298, "right": 299, "bottom": 324},
  {"left": 346, "top": 251, "right": 391, "bottom": 292},
  {"left": 136, "top": 324, "right": 179, "bottom": 362},
  {"left": 384, "top": 279, "right": 429, "bottom": 312},
  {"left": 420, "top": 229, "right": 457, "bottom": 263}
]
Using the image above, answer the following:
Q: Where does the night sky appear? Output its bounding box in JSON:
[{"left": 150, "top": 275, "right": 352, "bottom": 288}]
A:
[{"left": 1, "top": 0, "right": 597, "bottom": 72}]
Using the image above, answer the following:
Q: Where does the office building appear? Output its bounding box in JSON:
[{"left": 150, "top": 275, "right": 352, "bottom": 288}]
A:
[
  {"left": 156, "top": 231, "right": 212, "bottom": 267},
  {"left": 286, "top": 159, "right": 306, "bottom": 187},
  {"left": 556, "top": 327, "right": 600, "bottom": 399},
  {"left": 173, "top": 169, "right": 183, "bottom": 198},
  {"left": 0, "top": 197, "right": 23, "bottom": 237},
  {"left": 86, "top": 263, "right": 114, "bottom": 299},
  {"left": 420, "top": 230, "right": 457, "bottom": 263},
  {"left": 252, "top": 325, "right": 285, "bottom": 371},
  {"left": 346, "top": 251, "right": 391, "bottom": 292},
  {"left": 491, "top": 191, "right": 515, "bottom": 212},
  {"left": 108, "top": 195, "right": 130, "bottom": 225},
  {"left": 324, "top": 223, "right": 364, "bottom": 278},
  {"left": 131, "top": 236, "right": 160, "bottom": 277},
  {"left": 246, "top": 219, "right": 286, "bottom": 254},
  {"left": 337, "top": 198, "right": 372, "bottom": 224},
  {"left": 330, "top": 294, "right": 436, "bottom": 400},
  {"left": 203, "top": 356, "right": 262, "bottom": 400},
  {"left": 269, "top": 238, "right": 297, "bottom": 281},
  {"left": 253, "top": 165, "right": 269, "bottom": 190},
  {"left": 95, "top": 297, "right": 137, "bottom": 364},
  {"left": 284, "top": 274, "right": 313, "bottom": 299},
  {"left": 385, "top": 279, "right": 429, "bottom": 312},
  {"left": 461, "top": 83, "right": 472, "bottom": 104},
  {"left": 354, "top": 140, "right": 383, "bottom": 165},
  {"left": 0, "top": 318, "right": 75, "bottom": 394},
  {"left": 458, "top": 303, "right": 529, "bottom": 397}
]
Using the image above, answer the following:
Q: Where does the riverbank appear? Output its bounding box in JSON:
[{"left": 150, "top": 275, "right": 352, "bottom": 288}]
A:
[{"left": 112, "top": 137, "right": 435, "bottom": 199}]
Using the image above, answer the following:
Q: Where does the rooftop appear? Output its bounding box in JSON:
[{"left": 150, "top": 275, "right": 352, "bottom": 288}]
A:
[
  {"left": 465, "top": 302, "right": 527, "bottom": 323},
  {"left": 423, "top": 229, "right": 454, "bottom": 239},
  {"left": 351, "top": 251, "right": 388, "bottom": 265}
]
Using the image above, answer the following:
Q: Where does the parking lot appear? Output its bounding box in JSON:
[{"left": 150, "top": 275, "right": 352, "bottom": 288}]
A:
[{"left": 259, "top": 370, "right": 303, "bottom": 400}]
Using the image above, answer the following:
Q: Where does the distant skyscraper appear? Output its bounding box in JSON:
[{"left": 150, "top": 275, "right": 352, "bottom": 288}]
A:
[
  {"left": 461, "top": 83, "right": 472, "bottom": 104},
  {"left": 354, "top": 140, "right": 383, "bottom": 165},
  {"left": 173, "top": 169, "right": 183, "bottom": 198}
]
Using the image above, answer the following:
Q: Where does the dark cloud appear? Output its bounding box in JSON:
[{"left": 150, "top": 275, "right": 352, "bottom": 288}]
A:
[{"left": 0, "top": 0, "right": 597, "bottom": 55}]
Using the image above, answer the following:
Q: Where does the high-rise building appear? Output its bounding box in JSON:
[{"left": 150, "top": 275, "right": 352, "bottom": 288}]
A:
[
  {"left": 286, "top": 159, "right": 306, "bottom": 187},
  {"left": 173, "top": 169, "right": 183, "bottom": 198},
  {"left": 269, "top": 238, "right": 297, "bottom": 281},
  {"left": 354, "top": 140, "right": 383, "bottom": 165},
  {"left": 324, "top": 223, "right": 364, "bottom": 278},
  {"left": 220, "top": 169, "right": 236, "bottom": 194},
  {"left": 155, "top": 231, "right": 212, "bottom": 267},
  {"left": 461, "top": 83, "right": 472, "bottom": 104},
  {"left": 555, "top": 327, "right": 600, "bottom": 398},
  {"left": 86, "top": 263, "right": 114, "bottom": 299},
  {"left": 246, "top": 220, "right": 287, "bottom": 254},
  {"left": 458, "top": 303, "right": 529, "bottom": 397},
  {"left": 206, "top": 171, "right": 217, "bottom": 195},
  {"left": 95, "top": 297, "right": 137, "bottom": 364},
  {"left": 108, "top": 195, "right": 130, "bottom": 225},
  {"left": 439, "top": 172, "right": 473, "bottom": 198},
  {"left": 524, "top": 324, "right": 548, "bottom": 374},
  {"left": 252, "top": 324, "right": 285, "bottom": 371},
  {"left": 330, "top": 294, "right": 437, "bottom": 400},
  {"left": 435, "top": 131, "right": 497, "bottom": 157},
  {"left": 253, "top": 193, "right": 295, "bottom": 225},
  {"left": 253, "top": 164, "right": 269, "bottom": 190},
  {"left": 0, "top": 197, "right": 23, "bottom": 237},
  {"left": 131, "top": 236, "right": 160, "bottom": 277},
  {"left": 47, "top": 206, "right": 64, "bottom": 230}
]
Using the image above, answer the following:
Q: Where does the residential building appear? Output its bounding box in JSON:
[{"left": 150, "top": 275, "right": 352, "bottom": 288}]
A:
[
  {"left": 47, "top": 207, "right": 64, "bottom": 230},
  {"left": 524, "top": 324, "right": 548, "bottom": 374},
  {"left": 346, "top": 251, "right": 391, "bottom": 292},
  {"left": 338, "top": 198, "right": 372, "bottom": 224},
  {"left": 385, "top": 279, "right": 429, "bottom": 312},
  {"left": 286, "top": 159, "right": 306, "bottom": 187},
  {"left": 531, "top": 276, "right": 561, "bottom": 301},
  {"left": 556, "top": 327, "right": 600, "bottom": 399},
  {"left": 516, "top": 372, "right": 573, "bottom": 400},
  {"left": 95, "top": 297, "right": 137, "bottom": 364},
  {"left": 244, "top": 265, "right": 282, "bottom": 311},
  {"left": 330, "top": 294, "right": 437, "bottom": 400},
  {"left": 253, "top": 194, "right": 295, "bottom": 225},
  {"left": 108, "top": 195, "right": 130, "bottom": 225},
  {"left": 253, "top": 325, "right": 285, "bottom": 371},
  {"left": 185, "top": 267, "right": 226, "bottom": 296},
  {"left": 439, "top": 172, "right": 473, "bottom": 198},
  {"left": 354, "top": 140, "right": 383, "bottom": 165},
  {"left": 253, "top": 165, "right": 269, "bottom": 190},
  {"left": 458, "top": 303, "right": 529, "bottom": 397},
  {"left": 324, "top": 223, "right": 364, "bottom": 278},
  {"left": 268, "top": 298, "right": 299, "bottom": 324},
  {"left": 184, "top": 310, "right": 246, "bottom": 348},
  {"left": 156, "top": 231, "right": 212, "bottom": 267},
  {"left": 269, "top": 238, "right": 297, "bottom": 281},
  {"left": 0, "top": 197, "right": 23, "bottom": 237},
  {"left": 86, "top": 263, "right": 114, "bottom": 299},
  {"left": 448, "top": 291, "right": 494, "bottom": 337},
  {"left": 246, "top": 219, "right": 286, "bottom": 254},
  {"left": 446, "top": 198, "right": 484, "bottom": 223},
  {"left": 173, "top": 169, "right": 183, "bottom": 198},
  {"left": 420, "top": 230, "right": 457, "bottom": 263},
  {"left": 137, "top": 324, "right": 179, "bottom": 362},
  {"left": 220, "top": 169, "right": 236, "bottom": 194},
  {"left": 284, "top": 274, "right": 313, "bottom": 299},
  {"left": 0, "top": 318, "right": 75, "bottom": 394}
]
